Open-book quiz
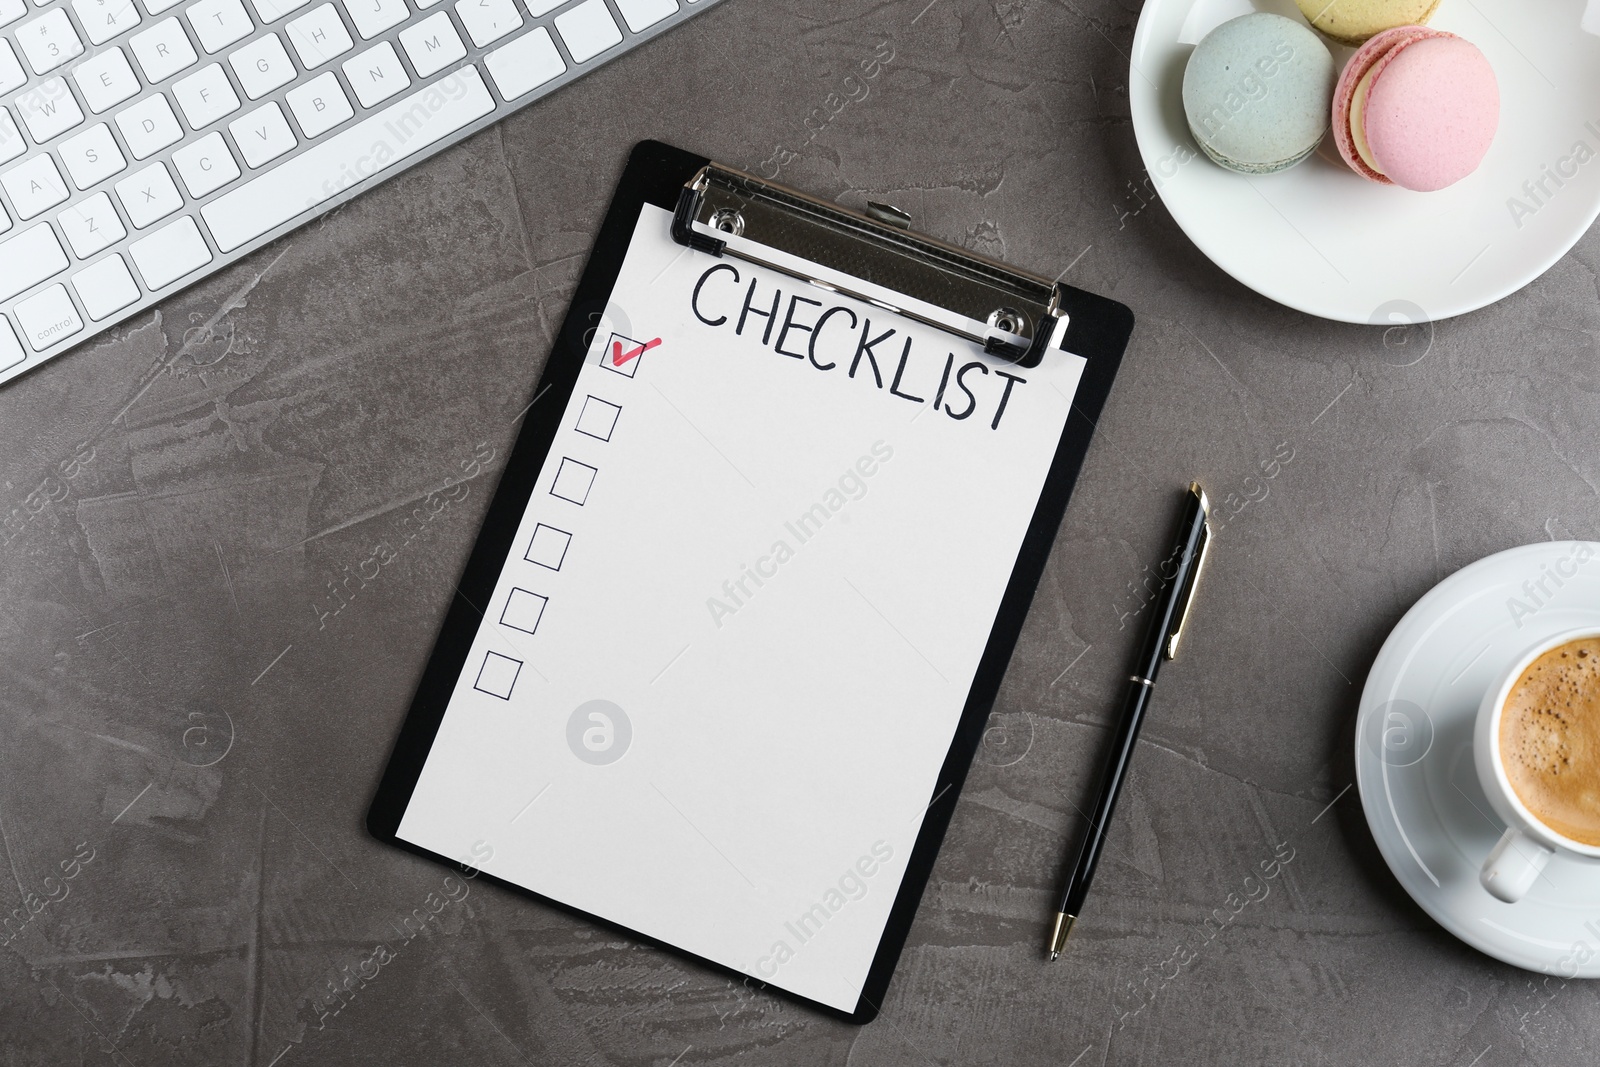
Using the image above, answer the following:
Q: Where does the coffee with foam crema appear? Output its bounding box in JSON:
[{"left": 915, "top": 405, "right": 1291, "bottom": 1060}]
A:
[{"left": 1499, "top": 636, "right": 1600, "bottom": 847}]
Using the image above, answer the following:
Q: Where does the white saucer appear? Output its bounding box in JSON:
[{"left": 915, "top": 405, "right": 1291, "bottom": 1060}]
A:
[
  {"left": 1356, "top": 542, "right": 1600, "bottom": 977},
  {"left": 1130, "top": 0, "right": 1600, "bottom": 323}
]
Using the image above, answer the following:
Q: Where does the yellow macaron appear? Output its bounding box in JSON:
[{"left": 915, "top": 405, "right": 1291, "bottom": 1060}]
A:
[{"left": 1294, "top": 0, "right": 1441, "bottom": 46}]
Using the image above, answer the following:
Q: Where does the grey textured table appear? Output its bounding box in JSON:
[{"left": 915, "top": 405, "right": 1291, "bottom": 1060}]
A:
[{"left": 4, "top": 1, "right": 1598, "bottom": 1063}]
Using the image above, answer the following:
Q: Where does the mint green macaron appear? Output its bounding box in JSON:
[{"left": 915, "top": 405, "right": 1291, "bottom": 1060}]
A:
[{"left": 1182, "top": 13, "right": 1337, "bottom": 175}]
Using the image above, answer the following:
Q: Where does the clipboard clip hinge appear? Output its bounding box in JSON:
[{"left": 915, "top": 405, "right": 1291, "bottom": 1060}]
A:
[
  {"left": 672, "top": 176, "right": 728, "bottom": 255},
  {"left": 671, "top": 164, "right": 1067, "bottom": 369}
]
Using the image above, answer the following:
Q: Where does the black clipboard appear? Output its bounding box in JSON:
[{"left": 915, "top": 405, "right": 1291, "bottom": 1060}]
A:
[{"left": 368, "top": 140, "right": 1132, "bottom": 1024}]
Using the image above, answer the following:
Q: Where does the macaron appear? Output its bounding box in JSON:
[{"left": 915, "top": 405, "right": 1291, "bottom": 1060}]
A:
[
  {"left": 1182, "top": 14, "right": 1338, "bottom": 175},
  {"left": 1332, "top": 26, "right": 1499, "bottom": 190},
  {"left": 1294, "top": 0, "right": 1440, "bottom": 46}
]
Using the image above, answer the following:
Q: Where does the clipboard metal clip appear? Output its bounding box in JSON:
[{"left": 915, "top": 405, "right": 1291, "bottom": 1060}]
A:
[{"left": 671, "top": 164, "right": 1067, "bottom": 369}]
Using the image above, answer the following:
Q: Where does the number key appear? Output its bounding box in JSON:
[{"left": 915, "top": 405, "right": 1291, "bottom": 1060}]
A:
[
  {"left": 71, "top": 0, "right": 141, "bottom": 47},
  {"left": 17, "top": 8, "right": 85, "bottom": 75}
]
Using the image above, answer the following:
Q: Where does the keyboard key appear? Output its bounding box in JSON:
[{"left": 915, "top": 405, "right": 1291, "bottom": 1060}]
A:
[
  {"left": 0, "top": 0, "right": 23, "bottom": 27},
  {"left": 128, "top": 214, "right": 210, "bottom": 288},
  {"left": 398, "top": 10, "right": 462, "bottom": 77},
  {"left": 0, "top": 203, "right": 10, "bottom": 235},
  {"left": 247, "top": 0, "right": 310, "bottom": 22},
  {"left": 228, "top": 100, "right": 294, "bottom": 166},
  {"left": 0, "top": 105, "right": 24, "bottom": 163},
  {"left": 14, "top": 283, "right": 82, "bottom": 349},
  {"left": 143, "top": 0, "right": 186, "bottom": 14},
  {"left": 203, "top": 64, "right": 493, "bottom": 252},
  {"left": 174, "top": 63, "right": 240, "bottom": 127},
  {"left": 115, "top": 92, "right": 182, "bottom": 157},
  {"left": 341, "top": 40, "right": 407, "bottom": 108},
  {"left": 285, "top": 70, "right": 350, "bottom": 136},
  {"left": 16, "top": 78, "right": 85, "bottom": 142},
  {"left": 0, "top": 316, "right": 22, "bottom": 371},
  {"left": 73, "top": 253, "right": 139, "bottom": 319},
  {"left": 0, "top": 224, "right": 67, "bottom": 300},
  {"left": 345, "top": 0, "right": 405, "bottom": 39},
  {"left": 1, "top": 153, "right": 69, "bottom": 218},
  {"left": 59, "top": 122, "right": 126, "bottom": 188},
  {"left": 525, "top": 0, "right": 561, "bottom": 12},
  {"left": 0, "top": 40, "right": 23, "bottom": 94},
  {"left": 614, "top": 0, "right": 675, "bottom": 32},
  {"left": 73, "top": 0, "right": 141, "bottom": 44},
  {"left": 57, "top": 190, "right": 125, "bottom": 255},
  {"left": 74, "top": 47, "right": 140, "bottom": 113},
  {"left": 485, "top": 26, "right": 562, "bottom": 101},
  {"left": 172, "top": 130, "right": 238, "bottom": 196},
  {"left": 115, "top": 160, "right": 182, "bottom": 226},
  {"left": 286, "top": 3, "right": 352, "bottom": 67},
  {"left": 17, "top": 9, "right": 84, "bottom": 75},
  {"left": 229, "top": 32, "right": 295, "bottom": 98},
  {"left": 554, "top": 0, "right": 620, "bottom": 63},
  {"left": 187, "top": 0, "right": 252, "bottom": 52},
  {"left": 454, "top": 0, "right": 519, "bottom": 48},
  {"left": 130, "top": 18, "right": 198, "bottom": 83}
]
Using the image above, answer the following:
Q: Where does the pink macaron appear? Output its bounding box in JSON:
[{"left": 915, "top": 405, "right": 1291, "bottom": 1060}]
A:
[{"left": 1331, "top": 25, "right": 1499, "bottom": 191}]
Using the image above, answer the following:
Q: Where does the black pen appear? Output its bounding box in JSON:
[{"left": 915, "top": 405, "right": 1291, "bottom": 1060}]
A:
[{"left": 1048, "top": 482, "right": 1212, "bottom": 960}]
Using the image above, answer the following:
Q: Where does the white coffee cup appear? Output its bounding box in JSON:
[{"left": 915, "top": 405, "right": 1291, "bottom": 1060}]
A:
[{"left": 1475, "top": 626, "right": 1600, "bottom": 903}]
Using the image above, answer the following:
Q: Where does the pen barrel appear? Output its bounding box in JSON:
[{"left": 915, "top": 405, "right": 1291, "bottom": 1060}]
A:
[
  {"left": 1054, "top": 486, "right": 1209, "bottom": 924},
  {"left": 1136, "top": 491, "right": 1207, "bottom": 677},
  {"left": 1060, "top": 680, "right": 1154, "bottom": 917}
]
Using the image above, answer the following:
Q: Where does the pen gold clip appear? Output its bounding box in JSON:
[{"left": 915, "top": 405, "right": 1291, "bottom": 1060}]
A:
[{"left": 1163, "top": 482, "right": 1212, "bottom": 661}]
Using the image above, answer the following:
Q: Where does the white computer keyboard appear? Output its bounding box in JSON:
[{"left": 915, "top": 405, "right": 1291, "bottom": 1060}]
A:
[{"left": 0, "top": 0, "right": 721, "bottom": 386}]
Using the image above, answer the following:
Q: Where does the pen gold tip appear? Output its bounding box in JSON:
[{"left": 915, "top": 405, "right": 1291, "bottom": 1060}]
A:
[
  {"left": 1049, "top": 951, "right": 1060, "bottom": 961},
  {"left": 1047, "top": 912, "right": 1076, "bottom": 958}
]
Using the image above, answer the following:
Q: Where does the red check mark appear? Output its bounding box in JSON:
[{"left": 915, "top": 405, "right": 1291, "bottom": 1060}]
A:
[{"left": 612, "top": 337, "right": 662, "bottom": 367}]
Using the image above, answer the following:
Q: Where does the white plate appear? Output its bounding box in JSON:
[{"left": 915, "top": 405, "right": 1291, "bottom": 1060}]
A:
[
  {"left": 1130, "top": 0, "right": 1600, "bottom": 323},
  {"left": 1356, "top": 542, "right": 1600, "bottom": 977}
]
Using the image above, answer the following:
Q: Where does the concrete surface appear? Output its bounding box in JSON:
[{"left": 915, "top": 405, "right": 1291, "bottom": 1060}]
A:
[{"left": 4, "top": 0, "right": 1600, "bottom": 1064}]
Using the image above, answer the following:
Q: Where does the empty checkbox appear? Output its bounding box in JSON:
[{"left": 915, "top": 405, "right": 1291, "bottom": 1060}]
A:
[
  {"left": 474, "top": 651, "right": 522, "bottom": 700},
  {"left": 550, "top": 457, "right": 598, "bottom": 505},
  {"left": 524, "top": 523, "right": 571, "bottom": 570},
  {"left": 575, "top": 395, "right": 622, "bottom": 442},
  {"left": 500, "top": 588, "right": 548, "bottom": 636}
]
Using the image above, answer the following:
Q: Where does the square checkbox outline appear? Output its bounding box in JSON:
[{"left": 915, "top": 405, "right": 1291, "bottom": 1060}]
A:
[
  {"left": 524, "top": 522, "right": 572, "bottom": 571},
  {"left": 600, "top": 332, "right": 648, "bottom": 378},
  {"left": 549, "top": 457, "right": 598, "bottom": 506},
  {"left": 500, "top": 587, "right": 548, "bottom": 636},
  {"left": 574, "top": 394, "right": 622, "bottom": 442},
  {"left": 474, "top": 650, "right": 522, "bottom": 700}
]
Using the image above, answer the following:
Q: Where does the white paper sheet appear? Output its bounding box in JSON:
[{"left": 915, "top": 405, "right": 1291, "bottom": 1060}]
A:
[{"left": 397, "top": 204, "right": 1086, "bottom": 1011}]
